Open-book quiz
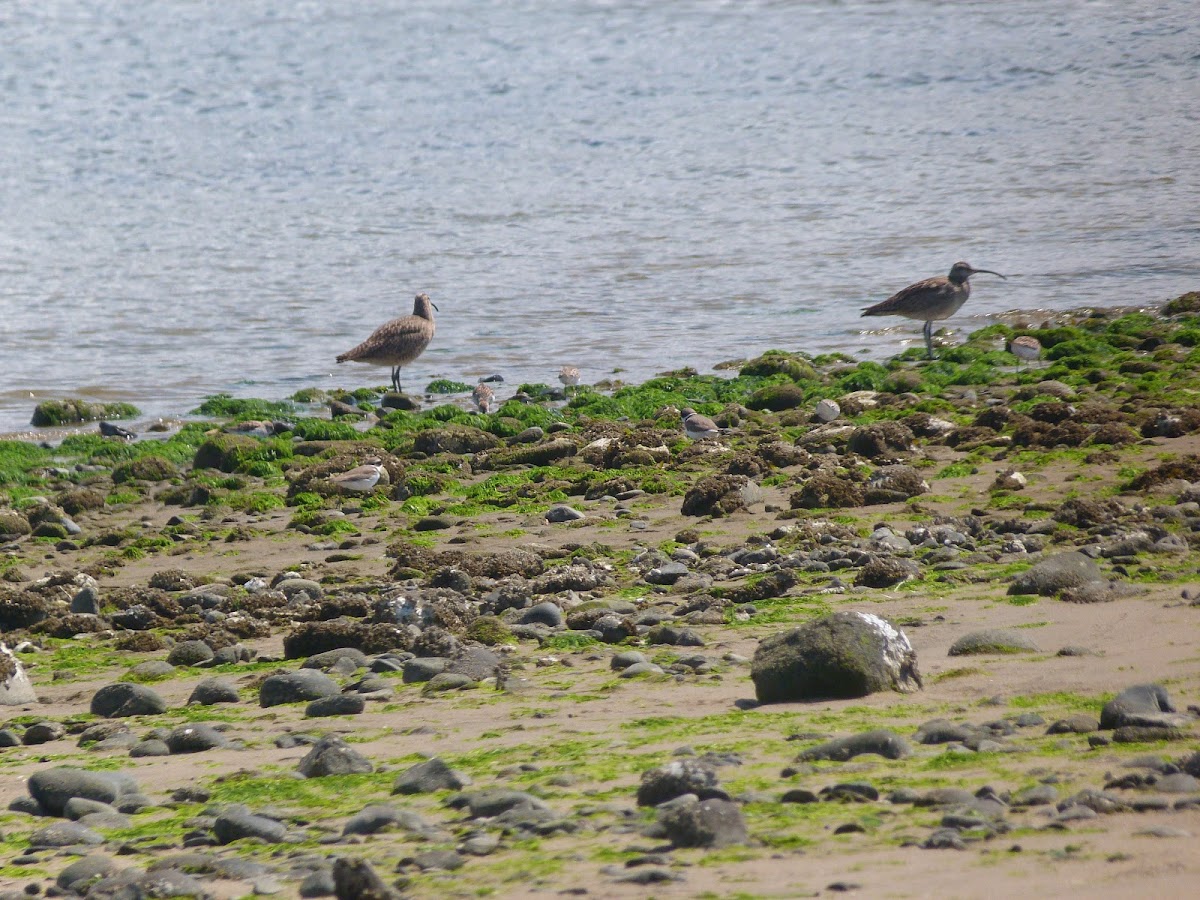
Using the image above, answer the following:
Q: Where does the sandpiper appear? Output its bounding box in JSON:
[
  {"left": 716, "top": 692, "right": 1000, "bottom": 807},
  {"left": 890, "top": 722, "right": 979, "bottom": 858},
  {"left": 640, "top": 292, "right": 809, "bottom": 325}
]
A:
[
  {"left": 328, "top": 459, "right": 386, "bottom": 493},
  {"left": 336, "top": 293, "right": 438, "bottom": 393},
  {"left": 558, "top": 365, "right": 581, "bottom": 387},
  {"left": 861, "top": 262, "right": 1006, "bottom": 359},
  {"left": 472, "top": 382, "right": 496, "bottom": 414},
  {"left": 1007, "top": 335, "right": 1043, "bottom": 368},
  {"left": 680, "top": 407, "right": 722, "bottom": 440}
]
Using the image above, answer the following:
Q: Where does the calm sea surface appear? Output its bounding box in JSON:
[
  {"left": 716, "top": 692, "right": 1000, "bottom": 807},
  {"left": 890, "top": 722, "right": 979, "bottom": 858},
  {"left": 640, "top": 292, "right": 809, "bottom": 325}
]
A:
[{"left": 1, "top": 1, "right": 1197, "bottom": 434}]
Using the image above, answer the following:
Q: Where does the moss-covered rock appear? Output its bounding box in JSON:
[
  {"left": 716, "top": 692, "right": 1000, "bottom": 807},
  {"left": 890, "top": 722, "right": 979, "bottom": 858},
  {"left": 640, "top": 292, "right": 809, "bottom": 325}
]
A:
[
  {"left": 0, "top": 511, "right": 31, "bottom": 538},
  {"left": 193, "top": 433, "right": 290, "bottom": 474},
  {"left": 681, "top": 475, "right": 751, "bottom": 517},
  {"left": 477, "top": 438, "right": 578, "bottom": 470},
  {"left": 283, "top": 620, "right": 412, "bottom": 659},
  {"left": 790, "top": 473, "right": 865, "bottom": 510},
  {"left": 847, "top": 422, "right": 915, "bottom": 459},
  {"left": 751, "top": 611, "right": 922, "bottom": 703},
  {"left": 54, "top": 489, "right": 106, "bottom": 516},
  {"left": 413, "top": 426, "right": 500, "bottom": 456},
  {"left": 112, "top": 456, "right": 179, "bottom": 483},
  {"left": 740, "top": 351, "right": 817, "bottom": 382},
  {"left": 746, "top": 383, "right": 806, "bottom": 412},
  {"left": 31, "top": 399, "right": 139, "bottom": 427}
]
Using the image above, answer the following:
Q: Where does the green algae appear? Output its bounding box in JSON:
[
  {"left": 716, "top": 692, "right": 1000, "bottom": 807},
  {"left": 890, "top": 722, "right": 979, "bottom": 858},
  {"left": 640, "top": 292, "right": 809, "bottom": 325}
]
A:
[{"left": 190, "top": 394, "right": 296, "bottom": 420}]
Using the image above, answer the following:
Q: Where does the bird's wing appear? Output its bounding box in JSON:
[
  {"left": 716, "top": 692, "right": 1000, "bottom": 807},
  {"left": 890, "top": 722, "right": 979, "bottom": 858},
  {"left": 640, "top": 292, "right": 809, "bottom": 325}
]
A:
[{"left": 861, "top": 276, "right": 946, "bottom": 317}]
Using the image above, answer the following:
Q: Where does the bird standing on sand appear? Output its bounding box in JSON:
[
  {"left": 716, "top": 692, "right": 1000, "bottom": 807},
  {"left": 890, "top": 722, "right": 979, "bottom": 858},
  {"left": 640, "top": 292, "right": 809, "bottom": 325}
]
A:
[
  {"left": 336, "top": 293, "right": 438, "bottom": 393},
  {"left": 861, "top": 262, "right": 1006, "bottom": 359},
  {"left": 1007, "top": 335, "right": 1043, "bottom": 368},
  {"left": 328, "top": 459, "right": 386, "bottom": 493},
  {"left": 472, "top": 382, "right": 496, "bottom": 414},
  {"left": 680, "top": 407, "right": 722, "bottom": 440}
]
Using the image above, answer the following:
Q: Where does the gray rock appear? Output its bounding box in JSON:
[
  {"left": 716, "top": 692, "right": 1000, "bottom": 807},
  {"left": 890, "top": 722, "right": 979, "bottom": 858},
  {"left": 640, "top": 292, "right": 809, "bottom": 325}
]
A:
[
  {"left": 189, "top": 677, "right": 241, "bottom": 705},
  {"left": 446, "top": 646, "right": 502, "bottom": 680},
  {"left": 331, "top": 857, "right": 403, "bottom": 900},
  {"left": 855, "top": 556, "right": 921, "bottom": 588},
  {"left": 166, "top": 639, "right": 215, "bottom": 666},
  {"left": 610, "top": 651, "right": 649, "bottom": 671},
  {"left": 70, "top": 586, "right": 101, "bottom": 614},
  {"left": 751, "top": 611, "right": 921, "bottom": 703},
  {"left": 22, "top": 721, "right": 66, "bottom": 745},
  {"left": 408, "top": 849, "right": 464, "bottom": 870},
  {"left": 343, "top": 804, "right": 436, "bottom": 836},
  {"left": 519, "top": 601, "right": 564, "bottom": 627},
  {"left": 796, "top": 729, "right": 911, "bottom": 762},
  {"left": 948, "top": 629, "right": 1041, "bottom": 656},
  {"left": 1011, "top": 784, "right": 1059, "bottom": 807},
  {"left": 90, "top": 682, "right": 168, "bottom": 717},
  {"left": 129, "top": 739, "right": 171, "bottom": 757},
  {"left": 63, "top": 797, "right": 118, "bottom": 820},
  {"left": 647, "top": 625, "right": 705, "bottom": 647},
  {"left": 1100, "top": 683, "right": 1181, "bottom": 729},
  {"left": 166, "top": 723, "right": 231, "bottom": 753},
  {"left": 306, "top": 694, "right": 365, "bottom": 717},
  {"left": 422, "top": 672, "right": 478, "bottom": 693},
  {"left": 298, "top": 867, "right": 336, "bottom": 898},
  {"left": 403, "top": 658, "right": 448, "bottom": 683},
  {"left": 0, "top": 728, "right": 22, "bottom": 746},
  {"left": 127, "top": 660, "right": 176, "bottom": 680},
  {"left": 298, "top": 735, "right": 373, "bottom": 777},
  {"left": 393, "top": 757, "right": 472, "bottom": 794},
  {"left": 913, "top": 720, "right": 975, "bottom": 745},
  {"left": 620, "top": 662, "right": 665, "bottom": 677},
  {"left": 658, "top": 798, "right": 748, "bottom": 848},
  {"left": 450, "top": 790, "right": 549, "bottom": 819},
  {"left": 28, "top": 767, "right": 133, "bottom": 815},
  {"left": 546, "top": 504, "right": 585, "bottom": 523},
  {"left": 645, "top": 561, "right": 690, "bottom": 585},
  {"left": 1046, "top": 713, "right": 1100, "bottom": 734},
  {"left": 29, "top": 820, "right": 104, "bottom": 847},
  {"left": 56, "top": 854, "right": 118, "bottom": 890},
  {"left": 637, "top": 759, "right": 726, "bottom": 807},
  {"left": 1008, "top": 551, "right": 1104, "bottom": 596},
  {"left": 302, "top": 648, "right": 369, "bottom": 671},
  {"left": 1, "top": 643, "right": 37, "bottom": 705},
  {"left": 259, "top": 669, "right": 340, "bottom": 707},
  {"left": 213, "top": 808, "right": 287, "bottom": 844}
]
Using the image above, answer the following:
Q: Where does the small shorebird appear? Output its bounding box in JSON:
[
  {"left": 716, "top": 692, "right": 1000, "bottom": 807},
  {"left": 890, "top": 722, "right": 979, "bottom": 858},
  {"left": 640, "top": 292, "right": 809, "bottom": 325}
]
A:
[
  {"left": 861, "top": 262, "right": 1006, "bottom": 359},
  {"left": 680, "top": 407, "right": 722, "bottom": 440},
  {"left": 558, "top": 365, "right": 581, "bottom": 387},
  {"left": 336, "top": 293, "right": 438, "bottom": 393},
  {"left": 1007, "top": 335, "right": 1043, "bottom": 368},
  {"left": 472, "top": 382, "right": 496, "bottom": 414},
  {"left": 328, "top": 458, "right": 385, "bottom": 493}
]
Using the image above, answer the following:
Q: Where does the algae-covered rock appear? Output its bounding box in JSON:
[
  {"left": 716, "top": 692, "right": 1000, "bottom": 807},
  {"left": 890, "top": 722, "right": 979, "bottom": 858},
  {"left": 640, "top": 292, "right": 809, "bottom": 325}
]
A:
[
  {"left": 746, "top": 383, "right": 806, "bottom": 412},
  {"left": 0, "top": 510, "right": 31, "bottom": 538},
  {"left": 948, "top": 629, "right": 1041, "bottom": 656},
  {"left": 681, "top": 475, "right": 752, "bottom": 517},
  {"left": 790, "top": 473, "right": 864, "bottom": 510},
  {"left": 1008, "top": 551, "right": 1104, "bottom": 596},
  {"left": 848, "top": 421, "right": 914, "bottom": 459},
  {"left": 54, "top": 489, "right": 106, "bottom": 516},
  {"left": 193, "top": 433, "right": 265, "bottom": 473},
  {"left": 740, "top": 351, "right": 817, "bottom": 382},
  {"left": 283, "top": 621, "right": 412, "bottom": 659},
  {"left": 796, "top": 729, "right": 911, "bottom": 761},
  {"left": 751, "top": 611, "right": 922, "bottom": 703},
  {"left": 31, "top": 399, "right": 139, "bottom": 427},
  {"left": 413, "top": 426, "right": 499, "bottom": 456},
  {"left": 112, "top": 456, "right": 179, "bottom": 483},
  {"left": 477, "top": 438, "right": 578, "bottom": 469}
]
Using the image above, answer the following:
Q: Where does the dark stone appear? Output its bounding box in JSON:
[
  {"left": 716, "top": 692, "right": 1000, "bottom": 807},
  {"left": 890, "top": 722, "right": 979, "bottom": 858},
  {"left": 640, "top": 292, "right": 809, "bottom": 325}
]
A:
[
  {"left": 392, "top": 757, "right": 472, "bottom": 794},
  {"left": 855, "top": 557, "right": 920, "bottom": 588},
  {"left": 948, "top": 629, "right": 1041, "bottom": 656},
  {"left": 658, "top": 798, "right": 748, "bottom": 848},
  {"left": 259, "top": 669, "right": 341, "bottom": 707},
  {"left": 28, "top": 820, "right": 104, "bottom": 847},
  {"left": 166, "top": 639, "right": 215, "bottom": 667},
  {"left": 166, "top": 724, "right": 231, "bottom": 753},
  {"left": 1100, "top": 684, "right": 1177, "bottom": 729},
  {"left": 343, "top": 804, "right": 435, "bottom": 837},
  {"left": 332, "top": 857, "right": 404, "bottom": 900},
  {"left": 305, "top": 694, "right": 365, "bottom": 717},
  {"left": 681, "top": 475, "right": 751, "bottom": 518},
  {"left": 636, "top": 759, "right": 726, "bottom": 807},
  {"left": 797, "top": 730, "right": 911, "bottom": 762},
  {"left": 751, "top": 611, "right": 921, "bottom": 703},
  {"left": 90, "top": 683, "right": 168, "bottom": 717},
  {"left": 188, "top": 677, "right": 241, "bottom": 705},
  {"left": 1008, "top": 551, "right": 1104, "bottom": 596},
  {"left": 213, "top": 808, "right": 287, "bottom": 844}
]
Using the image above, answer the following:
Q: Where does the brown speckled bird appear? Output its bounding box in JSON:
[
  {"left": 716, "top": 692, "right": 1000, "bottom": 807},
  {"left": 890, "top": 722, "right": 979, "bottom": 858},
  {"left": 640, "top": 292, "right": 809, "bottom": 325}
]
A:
[
  {"left": 862, "top": 262, "right": 1006, "bottom": 359},
  {"left": 336, "top": 293, "right": 438, "bottom": 393}
]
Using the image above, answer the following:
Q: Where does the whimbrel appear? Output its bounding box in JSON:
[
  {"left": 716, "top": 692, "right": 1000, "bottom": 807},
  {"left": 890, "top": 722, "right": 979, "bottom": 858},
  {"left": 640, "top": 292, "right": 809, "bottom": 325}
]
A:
[
  {"left": 680, "top": 407, "right": 722, "bottom": 440},
  {"left": 336, "top": 293, "right": 437, "bottom": 393},
  {"left": 861, "top": 262, "right": 1006, "bottom": 359}
]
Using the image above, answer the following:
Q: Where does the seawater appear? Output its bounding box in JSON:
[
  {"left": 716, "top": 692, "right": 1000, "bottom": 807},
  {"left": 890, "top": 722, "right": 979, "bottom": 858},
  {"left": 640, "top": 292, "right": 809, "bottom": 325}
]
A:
[{"left": 1, "top": 0, "right": 1197, "bottom": 434}]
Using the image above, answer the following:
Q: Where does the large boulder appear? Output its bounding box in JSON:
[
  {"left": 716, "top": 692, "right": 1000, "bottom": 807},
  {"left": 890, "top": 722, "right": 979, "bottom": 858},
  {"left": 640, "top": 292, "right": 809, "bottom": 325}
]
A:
[
  {"left": 751, "top": 611, "right": 921, "bottom": 703},
  {"left": 90, "top": 683, "right": 168, "bottom": 717},
  {"left": 657, "top": 798, "right": 749, "bottom": 848},
  {"left": 1008, "top": 551, "right": 1104, "bottom": 596}
]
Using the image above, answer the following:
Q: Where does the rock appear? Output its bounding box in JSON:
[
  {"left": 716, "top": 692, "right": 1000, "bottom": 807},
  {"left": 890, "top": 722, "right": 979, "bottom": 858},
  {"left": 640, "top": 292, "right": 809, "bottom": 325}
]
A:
[
  {"left": 189, "top": 677, "right": 241, "bottom": 705},
  {"left": 948, "top": 629, "right": 1041, "bottom": 656},
  {"left": 637, "top": 759, "right": 727, "bottom": 807},
  {"left": 393, "top": 757, "right": 472, "bottom": 794},
  {"left": 645, "top": 561, "right": 690, "bottom": 585},
  {"left": 298, "top": 735, "right": 374, "bottom": 777},
  {"left": 70, "top": 585, "right": 101, "bottom": 614},
  {"left": 406, "top": 850, "right": 464, "bottom": 871},
  {"left": 259, "top": 670, "right": 341, "bottom": 707},
  {"left": 331, "top": 857, "right": 404, "bottom": 900},
  {"left": 451, "top": 789, "right": 549, "bottom": 818},
  {"left": 658, "top": 798, "right": 748, "bottom": 848},
  {"left": 864, "top": 465, "right": 928, "bottom": 503},
  {"left": 855, "top": 556, "right": 920, "bottom": 588},
  {"left": 681, "top": 475, "right": 752, "bottom": 517},
  {"left": 56, "top": 855, "right": 119, "bottom": 891},
  {"left": 848, "top": 422, "right": 914, "bottom": 459},
  {"left": 22, "top": 721, "right": 65, "bottom": 745},
  {"left": 213, "top": 808, "right": 288, "bottom": 844},
  {"left": 518, "top": 601, "right": 564, "bottom": 627},
  {"left": 790, "top": 473, "right": 865, "bottom": 509},
  {"left": 1100, "top": 684, "right": 1186, "bottom": 730},
  {"left": 0, "top": 643, "right": 37, "bottom": 705},
  {"left": 796, "top": 729, "right": 911, "bottom": 762},
  {"left": 29, "top": 820, "right": 104, "bottom": 847},
  {"left": 1046, "top": 714, "right": 1100, "bottom": 734},
  {"left": 546, "top": 504, "right": 585, "bottom": 523},
  {"left": 166, "top": 724, "right": 231, "bottom": 753},
  {"left": 302, "top": 648, "right": 370, "bottom": 672},
  {"left": 403, "top": 658, "right": 448, "bottom": 683},
  {"left": 130, "top": 739, "right": 171, "bottom": 757},
  {"left": 815, "top": 399, "right": 840, "bottom": 422},
  {"left": 343, "top": 804, "right": 436, "bottom": 837},
  {"left": 1008, "top": 551, "right": 1104, "bottom": 596},
  {"left": 751, "top": 611, "right": 921, "bottom": 703},
  {"left": 166, "top": 639, "right": 216, "bottom": 667},
  {"left": 306, "top": 695, "right": 365, "bottom": 717},
  {"left": 422, "top": 672, "right": 477, "bottom": 693},
  {"left": 27, "top": 767, "right": 131, "bottom": 816},
  {"left": 610, "top": 651, "right": 649, "bottom": 671},
  {"left": 90, "top": 683, "right": 168, "bottom": 717}
]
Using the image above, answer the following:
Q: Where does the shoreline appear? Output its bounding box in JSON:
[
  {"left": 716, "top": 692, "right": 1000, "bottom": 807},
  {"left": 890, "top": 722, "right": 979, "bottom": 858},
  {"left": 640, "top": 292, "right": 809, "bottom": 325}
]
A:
[{"left": 1, "top": 295, "right": 1199, "bottom": 898}]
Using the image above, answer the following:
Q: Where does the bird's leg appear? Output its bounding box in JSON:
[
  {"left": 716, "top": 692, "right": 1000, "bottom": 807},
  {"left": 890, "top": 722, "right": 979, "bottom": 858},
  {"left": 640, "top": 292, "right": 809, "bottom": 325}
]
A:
[
  {"left": 391, "top": 367, "right": 402, "bottom": 393},
  {"left": 924, "top": 320, "right": 935, "bottom": 359}
]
